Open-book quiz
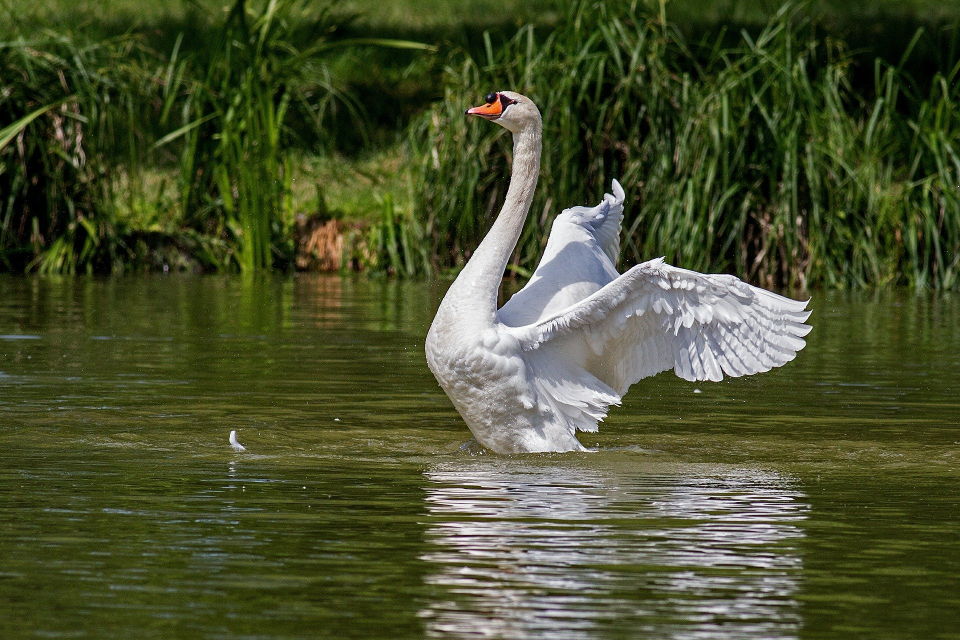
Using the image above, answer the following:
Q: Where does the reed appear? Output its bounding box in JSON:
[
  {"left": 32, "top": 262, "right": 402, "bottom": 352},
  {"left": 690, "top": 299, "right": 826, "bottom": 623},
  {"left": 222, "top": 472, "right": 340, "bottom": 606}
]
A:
[
  {"left": 158, "top": 0, "right": 432, "bottom": 272},
  {"left": 406, "top": 1, "right": 960, "bottom": 289},
  {"left": 0, "top": 32, "right": 150, "bottom": 273},
  {"left": 158, "top": 0, "right": 324, "bottom": 271},
  {"left": 3, "top": 0, "right": 957, "bottom": 285},
  {"left": 0, "top": 0, "right": 429, "bottom": 273}
]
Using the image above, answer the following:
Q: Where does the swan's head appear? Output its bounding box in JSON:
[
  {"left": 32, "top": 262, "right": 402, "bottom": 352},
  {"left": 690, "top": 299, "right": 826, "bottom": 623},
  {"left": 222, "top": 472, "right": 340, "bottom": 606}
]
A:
[{"left": 466, "top": 91, "right": 541, "bottom": 134}]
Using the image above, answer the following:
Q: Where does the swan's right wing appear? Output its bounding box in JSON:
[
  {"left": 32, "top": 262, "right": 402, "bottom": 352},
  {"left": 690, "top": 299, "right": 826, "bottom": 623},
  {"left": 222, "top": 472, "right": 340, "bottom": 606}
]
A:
[{"left": 508, "top": 258, "right": 812, "bottom": 398}]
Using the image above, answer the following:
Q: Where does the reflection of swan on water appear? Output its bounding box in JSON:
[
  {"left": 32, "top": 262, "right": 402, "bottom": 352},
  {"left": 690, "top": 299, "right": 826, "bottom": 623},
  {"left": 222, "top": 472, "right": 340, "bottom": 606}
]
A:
[{"left": 419, "top": 459, "right": 807, "bottom": 639}]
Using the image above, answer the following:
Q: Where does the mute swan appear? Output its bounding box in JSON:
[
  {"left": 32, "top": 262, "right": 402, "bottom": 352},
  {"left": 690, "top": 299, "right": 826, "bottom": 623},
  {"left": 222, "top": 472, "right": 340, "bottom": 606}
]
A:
[{"left": 425, "top": 91, "right": 811, "bottom": 454}]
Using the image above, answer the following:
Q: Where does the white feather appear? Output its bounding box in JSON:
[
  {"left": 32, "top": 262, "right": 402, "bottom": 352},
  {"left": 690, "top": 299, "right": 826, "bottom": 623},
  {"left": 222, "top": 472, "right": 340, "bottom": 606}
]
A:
[{"left": 229, "top": 430, "right": 246, "bottom": 452}]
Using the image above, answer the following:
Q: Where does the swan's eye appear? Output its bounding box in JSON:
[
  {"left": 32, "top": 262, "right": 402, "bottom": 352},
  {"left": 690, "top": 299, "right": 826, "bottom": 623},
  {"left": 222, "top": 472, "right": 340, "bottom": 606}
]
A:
[
  {"left": 485, "top": 92, "right": 497, "bottom": 104},
  {"left": 499, "top": 94, "right": 517, "bottom": 109}
]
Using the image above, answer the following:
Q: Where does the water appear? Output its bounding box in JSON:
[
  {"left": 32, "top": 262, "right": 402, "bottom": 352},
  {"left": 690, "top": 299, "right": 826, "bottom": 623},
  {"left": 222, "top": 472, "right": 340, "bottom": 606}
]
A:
[{"left": 0, "top": 275, "right": 958, "bottom": 639}]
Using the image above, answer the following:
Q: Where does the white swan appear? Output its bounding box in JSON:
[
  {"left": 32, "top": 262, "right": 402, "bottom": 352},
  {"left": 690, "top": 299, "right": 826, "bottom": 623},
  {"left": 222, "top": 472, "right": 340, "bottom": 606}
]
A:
[{"left": 425, "top": 91, "right": 811, "bottom": 454}]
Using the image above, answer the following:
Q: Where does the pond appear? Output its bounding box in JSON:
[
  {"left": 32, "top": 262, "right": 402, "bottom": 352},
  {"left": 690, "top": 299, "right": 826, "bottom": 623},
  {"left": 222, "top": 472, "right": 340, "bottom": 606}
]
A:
[{"left": 0, "top": 274, "right": 958, "bottom": 639}]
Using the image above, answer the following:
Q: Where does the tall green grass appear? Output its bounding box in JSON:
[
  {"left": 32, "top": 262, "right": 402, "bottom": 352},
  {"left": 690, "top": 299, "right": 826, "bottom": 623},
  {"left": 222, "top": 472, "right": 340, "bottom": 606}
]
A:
[
  {"left": 0, "top": 20, "right": 261, "bottom": 273},
  {"left": 0, "top": 0, "right": 430, "bottom": 273},
  {"left": 3, "top": 0, "right": 957, "bottom": 286},
  {"left": 0, "top": 33, "right": 142, "bottom": 272},
  {"left": 154, "top": 0, "right": 369, "bottom": 271},
  {"left": 166, "top": 0, "right": 294, "bottom": 271},
  {"left": 407, "top": 1, "right": 960, "bottom": 289}
]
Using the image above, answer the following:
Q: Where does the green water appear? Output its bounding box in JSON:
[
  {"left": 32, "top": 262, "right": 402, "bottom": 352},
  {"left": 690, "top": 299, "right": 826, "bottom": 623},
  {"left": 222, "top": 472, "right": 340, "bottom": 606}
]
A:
[{"left": 0, "top": 275, "right": 958, "bottom": 639}]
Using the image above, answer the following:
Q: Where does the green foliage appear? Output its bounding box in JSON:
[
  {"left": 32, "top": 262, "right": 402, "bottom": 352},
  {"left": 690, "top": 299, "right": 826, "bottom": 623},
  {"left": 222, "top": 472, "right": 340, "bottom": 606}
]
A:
[
  {"left": 408, "top": 1, "right": 960, "bottom": 289},
  {"left": 366, "top": 194, "right": 431, "bottom": 275},
  {"left": 0, "top": 0, "right": 431, "bottom": 274},
  {"left": 2, "top": 0, "right": 958, "bottom": 287},
  {"left": 154, "top": 0, "right": 432, "bottom": 272},
  {"left": 0, "top": 33, "right": 144, "bottom": 272},
  {"left": 159, "top": 0, "right": 339, "bottom": 271}
]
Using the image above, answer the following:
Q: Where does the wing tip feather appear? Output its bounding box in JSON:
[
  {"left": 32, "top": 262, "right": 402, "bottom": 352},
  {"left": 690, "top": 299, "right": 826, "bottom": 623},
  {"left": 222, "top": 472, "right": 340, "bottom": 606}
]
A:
[{"left": 611, "top": 178, "right": 625, "bottom": 203}]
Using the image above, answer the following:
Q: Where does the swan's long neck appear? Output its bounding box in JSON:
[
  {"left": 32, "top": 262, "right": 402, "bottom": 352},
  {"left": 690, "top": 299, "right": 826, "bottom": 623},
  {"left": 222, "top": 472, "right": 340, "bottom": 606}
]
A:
[{"left": 446, "top": 122, "right": 542, "bottom": 325}]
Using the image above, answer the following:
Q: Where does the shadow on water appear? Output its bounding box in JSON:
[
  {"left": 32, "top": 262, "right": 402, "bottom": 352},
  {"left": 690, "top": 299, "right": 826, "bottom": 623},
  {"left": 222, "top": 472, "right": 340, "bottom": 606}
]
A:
[{"left": 419, "top": 456, "right": 808, "bottom": 639}]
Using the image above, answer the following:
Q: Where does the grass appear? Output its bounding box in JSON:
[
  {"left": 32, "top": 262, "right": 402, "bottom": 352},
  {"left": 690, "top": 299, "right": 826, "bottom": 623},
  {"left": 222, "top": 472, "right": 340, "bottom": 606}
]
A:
[
  {"left": 1, "top": 0, "right": 959, "bottom": 287},
  {"left": 14, "top": 0, "right": 960, "bottom": 27},
  {"left": 301, "top": 148, "right": 411, "bottom": 219},
  {"left": 164, "top": 0, "right": 317, "bottom": 272},
  {"left": 1, "top": 0, "right": 430, "bottom": 273},
  {"left": 0, "top": 31, "right": 149, "bottom": 273},
  {"left": 406, "top": 1, "right": 960, "bottom": 289}
]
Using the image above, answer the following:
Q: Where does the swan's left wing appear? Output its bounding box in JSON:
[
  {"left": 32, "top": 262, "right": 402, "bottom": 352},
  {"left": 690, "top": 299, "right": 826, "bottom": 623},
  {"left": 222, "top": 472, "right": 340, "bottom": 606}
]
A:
[
  {"left": 498, "top": 180, "right": 624, "bottom": 327},
  {"left": 505, "top": 258, "right": 811, "bottom": 432},
  {"left": 563, "top": 178, "right": 625, "bottom": 265}
]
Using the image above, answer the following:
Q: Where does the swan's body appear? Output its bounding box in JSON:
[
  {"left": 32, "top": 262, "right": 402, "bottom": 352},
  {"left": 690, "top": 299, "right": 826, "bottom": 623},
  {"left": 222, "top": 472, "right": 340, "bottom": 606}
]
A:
[{"left": 425, "top": 91, "right": 811, "bottom": 454}]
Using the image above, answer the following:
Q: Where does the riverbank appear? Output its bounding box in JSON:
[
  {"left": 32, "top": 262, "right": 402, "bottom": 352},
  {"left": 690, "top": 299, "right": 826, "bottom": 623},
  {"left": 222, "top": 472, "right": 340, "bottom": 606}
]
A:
[{"left": 2, "top": 0, "right": 958, "bottom": 287}]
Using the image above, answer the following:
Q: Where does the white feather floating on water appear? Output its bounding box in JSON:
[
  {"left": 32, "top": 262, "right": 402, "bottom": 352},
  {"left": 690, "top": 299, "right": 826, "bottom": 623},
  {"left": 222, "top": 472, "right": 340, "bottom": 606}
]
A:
[{"left": 229, "top": 430, "right": 246, "bottom": 452}]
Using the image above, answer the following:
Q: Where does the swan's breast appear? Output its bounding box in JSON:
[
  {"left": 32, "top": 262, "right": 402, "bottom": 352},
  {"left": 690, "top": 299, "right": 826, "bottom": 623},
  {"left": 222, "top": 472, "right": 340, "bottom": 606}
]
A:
[
  {"left": 427, "top": 326, "right": 526, "bottom": 394},
  {"left": 425, "top": 323, "right": 541, "bottom": 446}
]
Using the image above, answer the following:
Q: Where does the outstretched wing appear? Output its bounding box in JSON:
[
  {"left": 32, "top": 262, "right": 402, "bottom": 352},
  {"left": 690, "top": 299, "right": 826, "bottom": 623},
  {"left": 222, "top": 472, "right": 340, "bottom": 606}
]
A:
[
  {"left": 498, "top": 180, "right": 625, "bottom": 327},
  {"left": 506, "top": 258, "right": 811, "bottom": 432},
  {"left": 566, "top": 178, "right": 625, "bottom": 265}
]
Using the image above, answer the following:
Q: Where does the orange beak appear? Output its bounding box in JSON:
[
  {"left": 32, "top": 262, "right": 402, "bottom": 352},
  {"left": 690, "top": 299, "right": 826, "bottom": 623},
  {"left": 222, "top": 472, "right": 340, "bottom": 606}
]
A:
[{"left": 466, "top": 96, "right": 503, "bottom": 120}]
